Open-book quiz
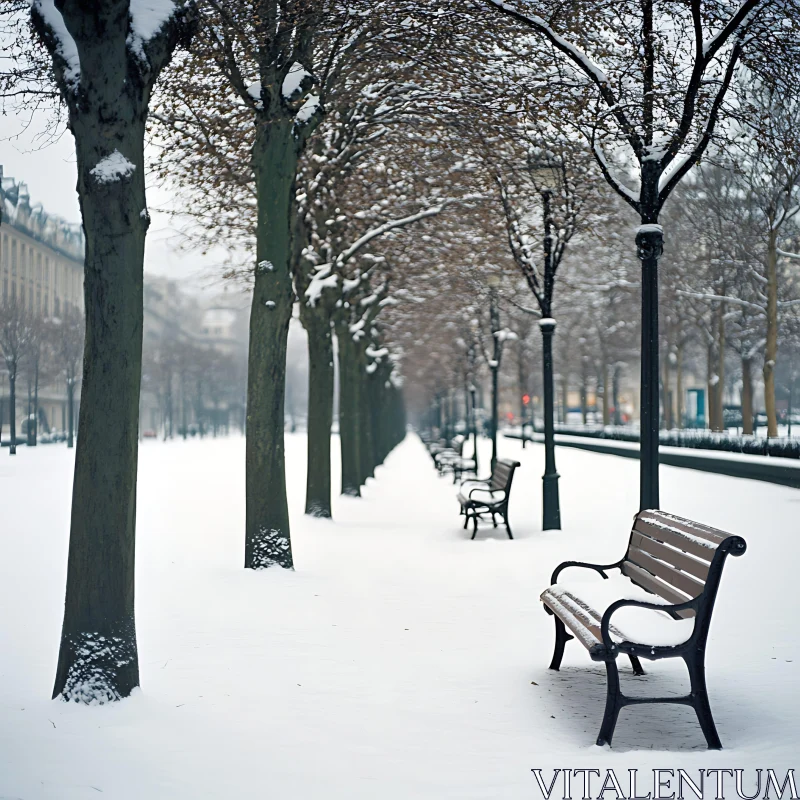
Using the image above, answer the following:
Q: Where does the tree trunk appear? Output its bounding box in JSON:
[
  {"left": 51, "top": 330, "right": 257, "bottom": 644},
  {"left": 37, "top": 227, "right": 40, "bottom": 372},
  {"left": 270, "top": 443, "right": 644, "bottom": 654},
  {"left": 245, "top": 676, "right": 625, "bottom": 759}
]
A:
[
  {"left": 741, "top": 356, "right": 754, "bottom": 436},
  {"left": 580, "top": 366, "right": 588, "bottom": 424},
  {"left": 181, "top": 376, "right": 187, "bottom": 440},
  {"left": 301, "top": 305, "right": 334, "bottom": 518},
  {"left": 27, "top": 376, "right": 33, "bottom": 446},
  {"left": 358, "top": 359, "right": 375, "bottom": 485},
  {"left": 337, "top": 323, "right": 361, "bottom": 497},
  {"left": 716, "top": 303, "right": 726, "bottom": 431},
  {"left": 244, "top": 120, "right": 297, "bottom": 570},
  {"left": 662, "top": 345, "right": 671, "bottom": 430},
  {"left": 67, "top": 377, "right": 75, "bottom": 449},
  {"left": 602, "top": 362, "right": 610, "bottom": 426},
  {"left": 33, "top": 357, "right": 39, "bottom": 446},
  {"left": 8, "top": 369, "right": 16, "bottom": 455},
  {"left": 52, "top": 113, "right": 148, "bottom": 702},
  {"left": 764, "top": 229, "right": 779, "bottom": 437},
  {"left": 676, "top": 343, "right": 684, "bottom": 430},
  {"left": 707, "top": 342, "right": 718, "bottom": 431}
]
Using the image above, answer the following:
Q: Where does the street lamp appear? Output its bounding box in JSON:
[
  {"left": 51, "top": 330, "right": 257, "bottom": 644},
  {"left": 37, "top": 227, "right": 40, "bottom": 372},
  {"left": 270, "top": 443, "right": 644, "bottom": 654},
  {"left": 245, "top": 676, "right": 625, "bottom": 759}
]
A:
[
  {"left": 538, "top": 181, "right": 561, "bottom": 531},
  {"left": 469, "top": 382, "right": 479, "bottom": 475},
  {"left": 487, "top": 273, "right": 501, "bottom": 470}
]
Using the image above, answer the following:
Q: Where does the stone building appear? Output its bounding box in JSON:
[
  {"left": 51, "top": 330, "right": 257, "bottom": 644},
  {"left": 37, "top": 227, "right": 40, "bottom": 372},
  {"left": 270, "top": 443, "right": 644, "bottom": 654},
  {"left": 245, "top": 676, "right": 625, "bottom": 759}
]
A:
[{"left": 0, "top": 166, "right": 84, "bottom": 438}]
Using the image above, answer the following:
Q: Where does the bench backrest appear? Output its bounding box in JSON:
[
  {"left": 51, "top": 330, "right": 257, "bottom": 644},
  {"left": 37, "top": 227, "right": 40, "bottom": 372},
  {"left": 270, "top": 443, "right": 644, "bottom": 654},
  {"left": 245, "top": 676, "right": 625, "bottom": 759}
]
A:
[
  {"left": 490, "top": 458, "right": 521, "bottom": 492},
  {"left": 623, "top": 510, "right": 746, "bottom": 620}
]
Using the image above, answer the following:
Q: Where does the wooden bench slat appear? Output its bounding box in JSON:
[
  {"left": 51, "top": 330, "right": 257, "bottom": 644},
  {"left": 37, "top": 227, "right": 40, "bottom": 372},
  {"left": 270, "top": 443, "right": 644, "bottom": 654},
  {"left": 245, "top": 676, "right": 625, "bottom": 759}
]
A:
[
  {"left": 653, "top": 511, "right": 730, "bottom": 543},
  {"left": 620, "top": 562, "right": 695, "bottom": 618},
  {"left": 629, "top": 532, "right": 710, "bottom": 581},
  {"left": 634, "top": 518, "right": 718, "bottom": 562},
  {"left": 626, "top": 548, "right": 706, "bottom": 598},
  {"left": 638, "top": 511, "right": 726, "bottom": 544},
  {"left": 542, "top": 589, "right": 629, "bottom": 649},
  {"left": 542, "top": 594, "right": 603, "bottom": 650}
]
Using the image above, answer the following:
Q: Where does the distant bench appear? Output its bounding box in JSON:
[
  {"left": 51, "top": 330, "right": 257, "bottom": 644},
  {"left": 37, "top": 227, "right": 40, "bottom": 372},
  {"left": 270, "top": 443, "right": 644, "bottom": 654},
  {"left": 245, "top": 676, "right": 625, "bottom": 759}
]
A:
[
  {"left": 541, "top": 509, "right": 746, "bottom": 749},
  {"left": 457, "top": 458, "right": 520, "bottom": 539}
]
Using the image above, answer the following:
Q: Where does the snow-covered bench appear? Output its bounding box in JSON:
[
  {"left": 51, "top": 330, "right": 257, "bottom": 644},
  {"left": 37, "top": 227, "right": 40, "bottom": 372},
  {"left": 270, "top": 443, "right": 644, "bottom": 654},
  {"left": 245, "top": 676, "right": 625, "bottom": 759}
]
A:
[
  {"left": 436, "top": 436, "right": 477, "bottom": 483},
  {"left": 457, "top": 458, "right": 520, "bottom": 539},
  {"left": 541, "top": 509, "right": 747, "bottom": 749},
  {"left": 435, "top": 435, "right": 465, "bottom": 474}
]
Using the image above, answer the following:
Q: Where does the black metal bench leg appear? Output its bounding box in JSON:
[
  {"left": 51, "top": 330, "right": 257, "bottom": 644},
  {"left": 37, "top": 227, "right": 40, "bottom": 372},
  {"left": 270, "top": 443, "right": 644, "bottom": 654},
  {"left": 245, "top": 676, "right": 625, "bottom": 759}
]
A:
[
  {"left": 686, "top": 654, "right": 722, "bottom": 749},
  {"left": 471, "top": 511, "right": 479, "bottom": 540},
  {"left": 504, "top": 514, "right": 513, "bottom": 539},
  {"left": 597, "top": 658, "right": 622, "bottom": 747},
  {"left": 629, "top": 655, "right": 645, "bottom": 675},
  {"left": 549, "top": 616, "right": 573, "bottom": 670}
]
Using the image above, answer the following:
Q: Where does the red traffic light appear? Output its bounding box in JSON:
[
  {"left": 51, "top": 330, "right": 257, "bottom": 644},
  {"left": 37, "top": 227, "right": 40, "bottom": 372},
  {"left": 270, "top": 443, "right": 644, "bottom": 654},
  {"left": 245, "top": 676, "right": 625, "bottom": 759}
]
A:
[{"left": 522, "top": 394, "right": 530, "bottom": 405}]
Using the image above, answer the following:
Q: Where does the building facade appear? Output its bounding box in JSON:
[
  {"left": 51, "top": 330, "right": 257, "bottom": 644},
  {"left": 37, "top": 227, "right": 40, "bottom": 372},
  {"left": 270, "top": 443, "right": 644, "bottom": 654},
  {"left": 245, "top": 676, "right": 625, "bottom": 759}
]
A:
[{"left": 0, "top": 166, "right": 85, "bottom": 438}]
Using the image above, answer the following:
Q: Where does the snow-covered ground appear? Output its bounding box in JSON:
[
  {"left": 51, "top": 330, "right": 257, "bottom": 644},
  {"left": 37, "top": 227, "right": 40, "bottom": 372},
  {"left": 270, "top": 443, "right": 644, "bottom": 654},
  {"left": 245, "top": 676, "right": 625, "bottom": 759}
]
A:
[{"left": 0, "top": 434, "right": 798, "bottom": 799}]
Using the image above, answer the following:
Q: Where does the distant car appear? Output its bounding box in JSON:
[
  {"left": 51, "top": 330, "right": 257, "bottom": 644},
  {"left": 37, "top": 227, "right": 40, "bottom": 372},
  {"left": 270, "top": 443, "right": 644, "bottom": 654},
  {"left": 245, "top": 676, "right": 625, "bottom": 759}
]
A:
[{"left": 142, "top": 429, "right": 158, "bottom": 439}]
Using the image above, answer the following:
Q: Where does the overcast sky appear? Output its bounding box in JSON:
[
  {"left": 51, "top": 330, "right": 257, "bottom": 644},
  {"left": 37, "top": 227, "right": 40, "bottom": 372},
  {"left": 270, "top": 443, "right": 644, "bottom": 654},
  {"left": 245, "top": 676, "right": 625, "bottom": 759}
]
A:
[{"left": 1, "top": 108, "right": 236, "bottom": 294}]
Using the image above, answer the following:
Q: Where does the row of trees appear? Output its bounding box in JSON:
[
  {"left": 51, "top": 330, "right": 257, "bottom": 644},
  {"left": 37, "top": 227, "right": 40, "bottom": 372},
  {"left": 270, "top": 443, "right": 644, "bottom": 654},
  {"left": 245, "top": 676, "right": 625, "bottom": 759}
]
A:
[
  {"left": 141, "top": 328, "right": 247, "bottom": 440},
  {"left": 2, "top": 0, "right": 799, "bottom": 706},
  {"left": 0, "top": 300, "right": 83, "bottom": 453}
]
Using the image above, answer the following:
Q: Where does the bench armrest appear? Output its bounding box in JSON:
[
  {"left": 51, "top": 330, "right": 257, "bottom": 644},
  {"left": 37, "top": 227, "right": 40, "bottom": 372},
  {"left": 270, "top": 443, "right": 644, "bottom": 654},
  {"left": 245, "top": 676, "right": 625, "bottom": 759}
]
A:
[
  {"left": 550, "top": 559, "right": 623, "bottom": 585},
  {"left": 469, "top": 487, "right": 505, "bottom": 501},
  {"left": 599, "top": 597, "right": 697, "bottom": 652},
  {"left": 460, "top": 477, "right": 490, "bottom": 492}
]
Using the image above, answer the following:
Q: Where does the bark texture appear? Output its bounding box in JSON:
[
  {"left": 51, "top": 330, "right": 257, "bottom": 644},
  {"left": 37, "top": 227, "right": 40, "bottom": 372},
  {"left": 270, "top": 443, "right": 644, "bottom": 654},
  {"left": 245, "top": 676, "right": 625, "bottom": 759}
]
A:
[
  {"left": 763, "top": 229, "right": 779, "bottom": 437},
  {"left": 36, "top": 0, "right": 192, "bottom": 703},
  {"left": 300, "top": 305, "right": 334, "bottom": 518},
  {"left": 741, "top": 356, "right": 754, "bottom": 435},
  {"left": 337, "top": 322, "right": 361, "bottom": 497},
  {"left": 245, "top": 120, "right": 296, "bottom": 569}
]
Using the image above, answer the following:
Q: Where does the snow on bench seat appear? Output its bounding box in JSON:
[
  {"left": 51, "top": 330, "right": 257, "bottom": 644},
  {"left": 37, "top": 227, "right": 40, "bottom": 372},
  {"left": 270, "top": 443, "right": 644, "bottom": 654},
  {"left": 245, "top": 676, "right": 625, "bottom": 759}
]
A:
[{"left": 541, "top": 575, "right": 695, "bottom": 649}]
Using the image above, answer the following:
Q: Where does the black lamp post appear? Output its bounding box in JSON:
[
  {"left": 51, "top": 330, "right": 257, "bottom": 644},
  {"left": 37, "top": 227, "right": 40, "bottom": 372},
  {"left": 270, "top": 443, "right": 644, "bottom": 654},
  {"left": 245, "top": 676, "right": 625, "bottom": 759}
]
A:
[
  {"left": 539, "top": 188, "right": 561, "bottom": 531},
  {"left": 637, "top": 225, "right": 663, "bottom": 511},
  {"left": 488, "top": 274, "right": 501, "bottom": 470},
  {"left": 470, "top": 382, "right": 479, "bottom": 475}
]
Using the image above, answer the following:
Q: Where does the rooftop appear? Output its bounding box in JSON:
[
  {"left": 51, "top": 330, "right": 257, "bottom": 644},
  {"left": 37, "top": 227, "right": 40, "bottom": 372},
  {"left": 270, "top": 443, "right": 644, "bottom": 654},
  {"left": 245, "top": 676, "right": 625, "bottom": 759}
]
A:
[{"left": 0, "top": 165, "right": 84, "bottom": 263}]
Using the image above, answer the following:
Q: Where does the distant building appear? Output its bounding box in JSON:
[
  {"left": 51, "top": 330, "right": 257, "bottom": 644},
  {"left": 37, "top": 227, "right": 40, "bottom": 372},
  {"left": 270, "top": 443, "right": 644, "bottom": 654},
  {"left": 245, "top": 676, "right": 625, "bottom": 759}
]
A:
[
  {"left": 139, "top": 277, "right": 248, "bottom": 438},
  {"left": 1, "top": 165, "right": 249, "bottom": 444},
  {"left": 0, "top": 166, "right": 84, "bottom": 317},
  {"left": 198, "top": 307, "right": 240, "bottom": 355},
  {"left": 0, "top": 166, "right": 84, "bottom": 438}
]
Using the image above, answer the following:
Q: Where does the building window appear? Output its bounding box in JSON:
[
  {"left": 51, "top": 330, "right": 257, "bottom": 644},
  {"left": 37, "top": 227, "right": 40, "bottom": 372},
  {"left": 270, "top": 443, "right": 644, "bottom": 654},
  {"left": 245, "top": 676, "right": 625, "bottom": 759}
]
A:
[
  {"left": 37, "top": 288, "right": 41, "bottom": 314},
  {"left": 1, "top": 234, "right": 7, "bottom": 271},
  {"left": 2, "top": 278, "right": 7, "bottom": 302},
  {"left": 11, "top": 240, "right": 17, "bottom": 276},
  {"left": 54, "top": 296, "right": 60, "bottom": 316},
  {"left": 45, "top": 258, "right": 49, "bottom": 284}
]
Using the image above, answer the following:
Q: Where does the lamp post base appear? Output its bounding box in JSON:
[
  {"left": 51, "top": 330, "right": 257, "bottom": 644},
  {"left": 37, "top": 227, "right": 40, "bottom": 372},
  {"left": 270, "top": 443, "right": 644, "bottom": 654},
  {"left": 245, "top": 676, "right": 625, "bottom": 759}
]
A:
[{"left": 542, "top": 471, "right": 561, "bottom": 531}]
